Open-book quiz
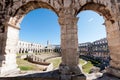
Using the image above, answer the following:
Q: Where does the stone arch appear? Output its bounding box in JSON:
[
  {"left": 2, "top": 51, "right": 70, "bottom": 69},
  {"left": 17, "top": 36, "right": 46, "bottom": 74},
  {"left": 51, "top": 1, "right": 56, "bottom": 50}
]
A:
[
  {"left": 77, "top": 2, "right": 120, "bottom": 78},
  {"left": 8, "top": 0, "right": 59, "bottom": 27},
  {"left": 0, "top": 0, "right": 60, "bottom": 76},
  {"left": 77, "top": 2, "right": 114, "bottom": 21}
]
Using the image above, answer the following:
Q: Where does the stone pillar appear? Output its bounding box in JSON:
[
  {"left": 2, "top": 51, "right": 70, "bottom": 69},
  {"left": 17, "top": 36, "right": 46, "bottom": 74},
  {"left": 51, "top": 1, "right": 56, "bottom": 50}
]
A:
[
  {"left": 59, "top": 13, "right": 86, "bottom": 80},
  {"left": 0, "top": 23, "right": 19, "bottom": 76},
  {"left": 105, "top": 20, "right": 120, "bottom": 78}
]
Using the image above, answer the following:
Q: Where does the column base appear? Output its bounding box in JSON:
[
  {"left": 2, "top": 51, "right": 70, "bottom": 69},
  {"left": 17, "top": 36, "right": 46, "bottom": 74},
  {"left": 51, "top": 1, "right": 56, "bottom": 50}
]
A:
[
  {"left": 0, "top": 54, "right": 20, "bottom": 77},
  {"left": 71, "top": 74, "right": 86, "bottom": 80},
  {"left": 60, "top": 74, "right": 86, "bottom": 80},
  {"left": 0, "top": 67, "right": 20, "bottom": 77},
  {"left": 59, "top": 64, "right": 86, "bottom": 80},
  {"left": 106, "top": 66, "right": 120, "bottom": 78}
]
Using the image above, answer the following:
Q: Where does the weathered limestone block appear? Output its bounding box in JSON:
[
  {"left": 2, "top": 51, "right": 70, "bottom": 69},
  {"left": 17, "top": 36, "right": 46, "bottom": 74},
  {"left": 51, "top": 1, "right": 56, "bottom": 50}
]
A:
[
  {"left": 54, "top": 0, "right": 60, "bottom": 10},
  {"left": 107, "top": 67, "right": 120, "bottom": 78},
  {"left": 59, "top": 16, "right": 79, "bottom": 66},
  {"left": 0, "top": 23, "right": 20, "bottom": 76},
  {"left": 0, "top": 53, "right": 19, "bottom": 76},
  {"left": 71, "top": 74, "right": 86, "bottom": 80},
  {"left": 117, "top": 0, "right": 120, "bottom": 3},
  {"left": 63, "top": 0, "right": 72, "bottom": 8},
  {"left": 79, "top": 0, "right": 87, "bottom": 6},
  {"left": 105, "top": 20, "right": 120, "bottom": 78},
  {"left": 58, "top": 10, "right": 85, "bottom": 79},
  {"left": 110, "top": 60, "right": 120, "bottom": 69}
]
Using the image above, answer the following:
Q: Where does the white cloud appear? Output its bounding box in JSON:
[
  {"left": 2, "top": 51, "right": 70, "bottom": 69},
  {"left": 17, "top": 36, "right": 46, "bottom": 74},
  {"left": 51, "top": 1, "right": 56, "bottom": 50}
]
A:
[{"left": 88, "top": 18, "right": 94, "bottom": 22}]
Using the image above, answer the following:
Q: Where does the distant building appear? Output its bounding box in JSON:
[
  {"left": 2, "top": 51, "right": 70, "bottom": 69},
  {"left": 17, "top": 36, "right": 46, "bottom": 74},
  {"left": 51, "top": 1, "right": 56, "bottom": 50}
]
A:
[
  {"left": 78, "top": 38, "right": 110, "bottom": 59},
  {"left": 17, "top": 41, "right": 44, "bottom": 53},
  {"left": 17, "top": 40, "right": 61, "bottom": 54},
  {"left": 78, "top": 42, "right": 92, "bottom": 56},
  {"left": 17, "top": 38, "right": 109, "bottom": 59}
]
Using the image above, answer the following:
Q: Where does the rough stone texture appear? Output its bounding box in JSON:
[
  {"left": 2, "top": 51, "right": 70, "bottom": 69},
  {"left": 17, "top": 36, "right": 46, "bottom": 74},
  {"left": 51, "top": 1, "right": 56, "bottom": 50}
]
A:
[
  {"left": 0, "top": 77, "right": 58, "bottom": 80},
  {"left": 94, "top": 73, "right": 120, "bottom": 80},
  {"left": 106, "top": 67, "right": 120, "bottom": 78},
  {"left": 0, "top": 0, "right": 120, "bottom": 79},
  {"left": 71, "top": 74, "right": 86, "bottom": 80}
]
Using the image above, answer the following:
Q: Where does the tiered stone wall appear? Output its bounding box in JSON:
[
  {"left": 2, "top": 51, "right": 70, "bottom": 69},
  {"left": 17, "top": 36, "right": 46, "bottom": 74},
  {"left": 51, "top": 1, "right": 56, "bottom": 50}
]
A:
[
  {"left": 17, "top": 40, "right": 61, "bottom": 54},
  {"left": 79, "top": 38, "right": 109, "bottom": 59},
  {"left": 79, "top": 38, "right": 110, "bottom": 70},
  {"left": 17, "top": 41, "right": 45, "bottom": 53}
]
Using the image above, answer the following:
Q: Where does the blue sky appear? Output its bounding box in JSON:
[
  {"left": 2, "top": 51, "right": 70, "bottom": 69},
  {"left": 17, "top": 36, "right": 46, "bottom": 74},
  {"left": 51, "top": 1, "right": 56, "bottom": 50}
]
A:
[
  {"left": 77, "top": 11, "right": 106, "bottom": 43},
  {"left": 20, "top": 8, "right": 106, "bottom": 45}
]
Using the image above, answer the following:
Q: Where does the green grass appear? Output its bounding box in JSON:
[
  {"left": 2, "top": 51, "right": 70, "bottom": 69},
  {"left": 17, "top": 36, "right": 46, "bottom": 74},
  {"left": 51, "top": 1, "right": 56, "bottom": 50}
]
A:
[
  {"left": 17, "top": 58, "right": 45, "bottom": 71},
  {"left": 17, "top": 53, "right": 29, "bottom": 57},
  {"left": 79, "top": 59, "right": 86, "bottom": 65},
  {"left": 19, "top": 66, "right": 33, "bottom": 70},
  {"left": 17, "top": 56, "right": 94, "bottom": 73},
  {"left": 79, "top": 59, "right": 94, "bottom": 74},
  {"left": 47, "top": 58, "right": 87, "bottom": 69},
  {"left": 82, "top": 61, "right": 93, "bottom": 73},
  {"left": 46, "top": 57, "right": 61, "bottom": 69}
]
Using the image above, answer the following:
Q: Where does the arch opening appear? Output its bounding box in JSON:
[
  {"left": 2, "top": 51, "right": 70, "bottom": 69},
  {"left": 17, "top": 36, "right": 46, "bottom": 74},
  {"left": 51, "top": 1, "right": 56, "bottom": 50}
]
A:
[
  {"left": 77, "top": 10, "right": 110, "bottom": 74},
  {"left": 77, "top": 2, "right": 114, "bottom": 22},
  {"left": 16, "top": 8, "right": 61, "bottom": 73},
  {"left": 2, "top": 1, "right": 61, "bottom": 76},
  {"left": 76, "top": 2, "right": 120, "bottom": 78},
  {"left": 8, "top": 1, "right": 59, "bottom": 27}
]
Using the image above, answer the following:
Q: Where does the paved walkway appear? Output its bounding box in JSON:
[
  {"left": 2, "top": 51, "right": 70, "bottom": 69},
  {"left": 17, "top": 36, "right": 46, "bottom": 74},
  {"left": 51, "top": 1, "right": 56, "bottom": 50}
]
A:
[
  {"left": 79, "top": 59, "right": 87, "bottom": 74},
  {"left": 79, "top": 59, "right": 103, "bottom": 80}
]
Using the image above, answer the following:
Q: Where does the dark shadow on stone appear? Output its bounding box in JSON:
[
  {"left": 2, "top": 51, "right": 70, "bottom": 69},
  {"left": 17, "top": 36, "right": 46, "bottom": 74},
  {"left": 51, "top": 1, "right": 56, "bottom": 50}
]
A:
[
  {"left": 93, "top": 73, "right": 120, "bottom": 80},
  {"left": 71, "top": 74, "right": 86, "bottom": 80},
  {"left": 0, "top": 70, "right": 60, "bottom": 80},
  {"left": 18, "top": 69, "right": 60, "bottom": 78}
]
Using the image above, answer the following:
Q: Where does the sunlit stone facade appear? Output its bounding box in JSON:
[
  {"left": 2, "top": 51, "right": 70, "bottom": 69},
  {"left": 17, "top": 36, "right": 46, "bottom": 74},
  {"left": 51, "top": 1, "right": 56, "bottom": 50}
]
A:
[
  {"left": 17, "top": 41, "right": 44, "bottom": 53},
  {"left": 79, "top": 38, "right": 109, "bottom": 59},
  {"left": 17, "top": 40, "right": 61, "bottom": 54}
]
